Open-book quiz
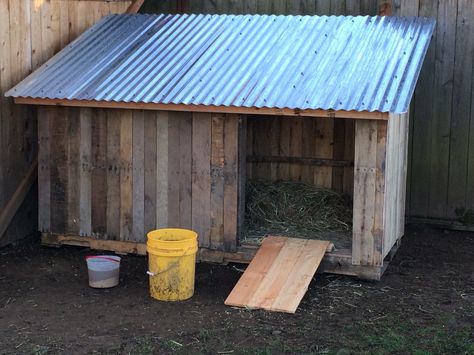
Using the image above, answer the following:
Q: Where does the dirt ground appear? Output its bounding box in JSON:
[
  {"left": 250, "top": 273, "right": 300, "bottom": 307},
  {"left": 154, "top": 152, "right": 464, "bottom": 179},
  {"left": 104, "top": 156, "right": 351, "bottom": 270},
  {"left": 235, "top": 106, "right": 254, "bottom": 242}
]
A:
[{"left": 0, "top": 225, "right": 473, "bottom": 355}]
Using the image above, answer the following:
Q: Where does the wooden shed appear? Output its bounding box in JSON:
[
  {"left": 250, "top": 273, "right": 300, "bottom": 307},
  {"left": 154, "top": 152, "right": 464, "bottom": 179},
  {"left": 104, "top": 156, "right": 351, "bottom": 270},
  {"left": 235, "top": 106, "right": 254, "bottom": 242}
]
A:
[{"left": 7, "top": 13, "right": 435, "bottom": 280}]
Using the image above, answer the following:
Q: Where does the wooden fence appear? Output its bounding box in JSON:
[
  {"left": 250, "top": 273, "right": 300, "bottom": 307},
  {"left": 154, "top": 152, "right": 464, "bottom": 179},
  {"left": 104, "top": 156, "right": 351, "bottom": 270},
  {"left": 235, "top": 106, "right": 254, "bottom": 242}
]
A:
[
  {"left": 141, "top": 0, "right": 474, "bottom": 229},
  {"left": 393, "top": 1, "right": 474, "bottom": 228},
  {"left": 0, "top": 0, "right": 131, "bottom": 245},
  {"left": 141, "top": 0, "right": 380, "bottom": 15}
]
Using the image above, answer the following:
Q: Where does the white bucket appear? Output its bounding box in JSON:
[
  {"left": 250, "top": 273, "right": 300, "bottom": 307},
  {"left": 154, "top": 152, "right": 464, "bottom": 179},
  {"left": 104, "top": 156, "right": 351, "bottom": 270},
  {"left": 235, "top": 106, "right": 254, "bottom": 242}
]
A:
[{"left": 86, "top": 255, "right": 121, "bottom": 288}]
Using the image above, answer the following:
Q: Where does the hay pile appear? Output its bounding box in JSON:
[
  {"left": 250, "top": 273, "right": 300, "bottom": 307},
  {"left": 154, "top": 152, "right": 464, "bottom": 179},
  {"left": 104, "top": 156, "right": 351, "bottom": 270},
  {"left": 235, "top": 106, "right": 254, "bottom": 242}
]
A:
[{"left": 244, "top": 180, "right": 352, "bottom": 243}]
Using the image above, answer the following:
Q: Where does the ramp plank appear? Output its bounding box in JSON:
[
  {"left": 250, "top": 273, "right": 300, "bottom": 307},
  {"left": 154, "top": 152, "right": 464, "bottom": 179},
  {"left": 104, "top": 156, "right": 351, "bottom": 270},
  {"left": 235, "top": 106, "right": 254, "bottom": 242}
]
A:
[
  {"left": 225, "top": 236, "right": 329, "bottom": 313},
  {"left": 224, "top": 236, "right": 286, "bottom": 307}
]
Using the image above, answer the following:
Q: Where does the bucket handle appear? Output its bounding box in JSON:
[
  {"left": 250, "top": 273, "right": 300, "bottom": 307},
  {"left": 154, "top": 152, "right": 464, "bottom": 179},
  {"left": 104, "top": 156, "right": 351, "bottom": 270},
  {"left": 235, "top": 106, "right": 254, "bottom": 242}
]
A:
[
  {"left": 146, "top": 247, "right": 194, "bottom": 277},
  {"left": 85, "top": 256, "right": 120, "bottom": 263}
]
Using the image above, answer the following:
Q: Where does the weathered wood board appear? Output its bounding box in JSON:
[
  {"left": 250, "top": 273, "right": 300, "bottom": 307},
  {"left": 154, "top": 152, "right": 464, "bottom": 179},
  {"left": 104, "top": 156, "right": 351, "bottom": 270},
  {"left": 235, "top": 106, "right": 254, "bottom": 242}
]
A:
[
  {"left": 38, "top": 107, "right": 242, "bottom": 251},
  {"left": 225, "top": 236, "right": 329, "bottom": 313}
]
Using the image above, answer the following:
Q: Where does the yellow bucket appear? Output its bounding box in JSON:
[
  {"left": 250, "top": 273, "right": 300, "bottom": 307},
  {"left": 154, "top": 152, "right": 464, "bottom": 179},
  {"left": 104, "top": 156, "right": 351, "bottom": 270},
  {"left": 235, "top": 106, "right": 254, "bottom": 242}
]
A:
[{"left": 146, "top": 228, "right": 198, "bottom": 301}]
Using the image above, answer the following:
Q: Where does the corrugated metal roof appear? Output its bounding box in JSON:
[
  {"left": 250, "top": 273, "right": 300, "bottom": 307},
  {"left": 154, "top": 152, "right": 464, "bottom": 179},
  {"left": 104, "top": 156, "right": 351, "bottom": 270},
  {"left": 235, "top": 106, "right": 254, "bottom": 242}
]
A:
[{"left": 6, "top": 14, "right": 435, "bottom": 113}]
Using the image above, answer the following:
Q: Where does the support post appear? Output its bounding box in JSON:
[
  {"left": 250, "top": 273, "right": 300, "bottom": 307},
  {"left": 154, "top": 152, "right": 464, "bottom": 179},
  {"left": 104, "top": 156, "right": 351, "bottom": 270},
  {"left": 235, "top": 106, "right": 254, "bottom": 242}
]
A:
[{"left": 352, "top": 120, "right": 387, "bottom": 266}]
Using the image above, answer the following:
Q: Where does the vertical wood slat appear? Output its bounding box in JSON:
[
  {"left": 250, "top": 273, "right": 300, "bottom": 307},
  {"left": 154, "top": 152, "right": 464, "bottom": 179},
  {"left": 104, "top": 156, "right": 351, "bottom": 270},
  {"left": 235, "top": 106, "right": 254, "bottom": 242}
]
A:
[
  {"left": 0, "top": 0, "right": 132, "bottom": 243},
  {"left": 223, "top": 114, "right": 239, "bottom": 252},
  {"left": 91, "top": 109, "right": 107, "bottom": 236},
  {"left": 167, "top": 112, "right": 180, "bottom": 227},
  {"left": 50, "top": 107, "right": 69, "bottom": 234},
  {"left": 67, "top": 108, "right": 80, "bottom": 235},
  {"left": 38, "top": 108, "right": 51, "bottom": 232},
  {"left": 119, "top": 110, "right": 133, "bottom": 241},
  {"left": 106, "top": 110, "right": 121, "bottom": 239},
  {"left": 79, "top": 108, "right": 92, "bottom": 236},
  {"left": 179, "top": 112, "right": 193, "bottom": 229},
  {"left": 192, "top": 112, "right": 212, "bottom": 248},
  {"left": 144, "top": 111, "right": 157, "bottom": 234},
  {"left": 156, "top": 111, "right": 169, "bottom": 228},
  {"left": 428, "top": 0, "right": 457, "bottom": 219},
  {"left": 210, "top": 113, "right": 225, "bottom": 250},
  {"left": 313, "top": 118, "right": 334, "bottom": 188},
  {"left": 132, "top": 111, "right": 145, "bottom": 242},
  {"left": 448, "top": 0, "right": 474, "bottom": 218},
  {"left": 237, "top": 115, "right": 247, "bottom": 241},
  {"left": 407, "top": 0, "right": 434, "bottom": 217},
  {"left": 352, "top": 120, "right": 387, "bottom": 266}
]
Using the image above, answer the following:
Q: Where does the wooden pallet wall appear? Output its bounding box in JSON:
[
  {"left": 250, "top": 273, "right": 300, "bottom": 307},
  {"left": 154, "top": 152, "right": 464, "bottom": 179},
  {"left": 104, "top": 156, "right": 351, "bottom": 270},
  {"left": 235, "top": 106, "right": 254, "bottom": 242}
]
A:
[
  {"left": 38, "top": 107, "right": 243, "bottom": 252},
  {"left": 247, "top": 116, "right": 354, "bottom": 194},
  {"left": 0, "top": 0, "right": 131, "bottom": 245},
  {"left": 141, "top": 0, "right": 380, "bottom": 15}
]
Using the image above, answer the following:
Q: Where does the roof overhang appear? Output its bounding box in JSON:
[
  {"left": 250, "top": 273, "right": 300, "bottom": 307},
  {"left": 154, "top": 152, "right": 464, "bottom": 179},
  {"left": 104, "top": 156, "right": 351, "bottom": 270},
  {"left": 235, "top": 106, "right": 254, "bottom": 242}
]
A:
[{"left": 14, "top": 97, "right": 390, "bottom": 120}]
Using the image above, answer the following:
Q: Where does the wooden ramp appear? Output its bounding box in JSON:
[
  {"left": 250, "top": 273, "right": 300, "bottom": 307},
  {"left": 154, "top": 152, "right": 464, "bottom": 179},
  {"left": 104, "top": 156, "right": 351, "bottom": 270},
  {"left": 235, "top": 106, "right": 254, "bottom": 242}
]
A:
[{"left": 225, "top": 236, "right": 329, "bottom": 313}]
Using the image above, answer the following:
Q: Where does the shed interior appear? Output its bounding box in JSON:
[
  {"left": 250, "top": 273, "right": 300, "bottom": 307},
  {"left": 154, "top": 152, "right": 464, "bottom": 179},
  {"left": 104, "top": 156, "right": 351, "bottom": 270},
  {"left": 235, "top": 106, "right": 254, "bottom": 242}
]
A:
[{"left": 244, "top": 115, "right": 354, "bottom": 250}]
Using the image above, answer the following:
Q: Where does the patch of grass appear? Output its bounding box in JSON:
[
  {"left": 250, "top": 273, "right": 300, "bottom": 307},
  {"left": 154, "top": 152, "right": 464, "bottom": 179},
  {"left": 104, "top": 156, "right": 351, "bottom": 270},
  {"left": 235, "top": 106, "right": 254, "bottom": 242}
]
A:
[{"left": 337, "top": 318, "right": 474, "bottom": 355}]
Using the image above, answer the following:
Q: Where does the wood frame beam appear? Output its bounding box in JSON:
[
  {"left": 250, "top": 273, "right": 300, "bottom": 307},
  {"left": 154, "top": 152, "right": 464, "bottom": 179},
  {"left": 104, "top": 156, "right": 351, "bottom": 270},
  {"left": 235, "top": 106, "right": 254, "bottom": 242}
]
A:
[
  {"left": 126, "top": 0, "right": 145, "bottom": 13},
  {"left": 0, "top": 158, "right": 38, "bottom": 240},
  {"left": 13, "top": 98, "right": 389, "bottom": 121}
]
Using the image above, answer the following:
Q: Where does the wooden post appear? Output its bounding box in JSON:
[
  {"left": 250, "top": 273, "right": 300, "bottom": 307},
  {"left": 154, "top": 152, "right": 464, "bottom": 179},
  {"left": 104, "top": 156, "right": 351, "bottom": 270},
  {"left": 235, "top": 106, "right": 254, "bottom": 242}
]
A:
[{"left": 352, "top": 119, "right": 387, "bottom": 266}]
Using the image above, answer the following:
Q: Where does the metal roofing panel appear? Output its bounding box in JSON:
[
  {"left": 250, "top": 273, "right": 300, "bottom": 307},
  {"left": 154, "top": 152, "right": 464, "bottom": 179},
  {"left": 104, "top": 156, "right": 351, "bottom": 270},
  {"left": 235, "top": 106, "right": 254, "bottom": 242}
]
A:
[{"left": 6, "top": 13, "right": 436, "bottom": 113}]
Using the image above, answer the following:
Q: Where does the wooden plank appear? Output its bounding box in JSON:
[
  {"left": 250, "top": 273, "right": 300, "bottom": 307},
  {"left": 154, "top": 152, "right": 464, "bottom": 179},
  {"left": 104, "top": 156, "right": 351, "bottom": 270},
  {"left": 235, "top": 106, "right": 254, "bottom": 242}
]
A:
[
  {"left": 331, "top": 0, "right": 346, "bottom": 15},
  {"left": 119, "top": 110, "right": 133, "bottom": 241},
  {"left": 178, "top": 112, "right": 193, "bottom": 229},
  {"left": 248, "top": 238, "right": 308, "bottom": 310},
  {"left": 58, "top": 0, "right": 70, "bottom": 49},
  {"left": 167, "top": 112, "right": 180, "bottom": 227},
  {"left": 79, "top": 108, "right": 92, "bottom": 236},
  {"left": 331, "top": 118, "right": 346, "bottom": 192},
  {"left": 144, "top": 111, "right": 157, "bottom": 235},
  {"left": 132, "top": 111, "right": 145, "bottom": 242},
  {"left": 225, "top": 236, "right": 287, "bottom": 307},
  {"left": 156, "top": 111, "right": 169, "bottom": 228},
  {"left": 447, "top": 0, "right": 474, "bottom": 218},
  {"left": 301, "top": 117, "right": 315, "bottom": 184},
  {"left": 342, "top": 119, "right": 355, "bottom": 196},
  {"left": 14, "top": 98, "right": 390, "bottom": 121},
  {"left": 50, "top": 107, "right": 69, "bottom": 234},
  {"left": 226, "top": 237, "right": 329, "bottom": 313},
  {"left": 192, "top": 112, "right": 212, "bottom": 248},
  {"left": 428, "top": 0, "right": 457, "bottom": 219},
  {"left": 270, "top": 239, "right": 329, "bottom": 313},
  {"left": 210, "top": 113, "right": 225, "bottom": 250},
  {"left": 314, "top": 118, "right": 334, "bottom": 188},
  {"left": 278, "top": 117, "right": 292, "bottom": 180},
  {"left": 38, "top": 108, "right": 51, "bottom": 232},
  {"left": 289, "top": 117, "right": 303, "bottom": 181},
  {"left": 315, "top": 0, "right": 331, "bottom": 15},
  {"left": 237, "top": 115, "right": 247, "bottom": 242},
  {"left": 248, "top": 156, "right": 353, "bottom": 167},
  {"left": 106, "top": 109, "right": 121, "bottom": 240},
  {"left": 352, "top": 120, "right": 387, "bottom": 266},
  {"left": 91, "top": 109, "right": 108, "bottom": 236},
  {"left": 270, "top": 117, "right": 280, "bottom": 180},
  {"left": 408, "top": 0, "right": 436, "bottom": 217},
  {"left": 223, "top": 114, "right": 239, "bottom": 252},
  {"left": 67, "top": 108, "right": 80, "bottom": 235},
  {"left": 253, "top": 117, "right": 272, "bottom": 180}
]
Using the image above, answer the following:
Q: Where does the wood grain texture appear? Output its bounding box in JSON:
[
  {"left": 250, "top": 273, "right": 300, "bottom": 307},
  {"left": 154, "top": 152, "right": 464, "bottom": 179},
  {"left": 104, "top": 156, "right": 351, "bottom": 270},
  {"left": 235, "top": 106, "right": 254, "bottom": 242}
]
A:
[
  {"left": 0, "top": 0, "right": 132, "bottom": 244},
  {"left": 192, "top": 113, "right": 212, "bottom": 247},
  {"left": 352, "top": 120, "right": 387, "bottom": 266},
  {"left": 225, "top": 236, "right": 329, "bottom": 313},
  {"left": 223, "top": 114, "right": 239, "bottom": 252}
]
